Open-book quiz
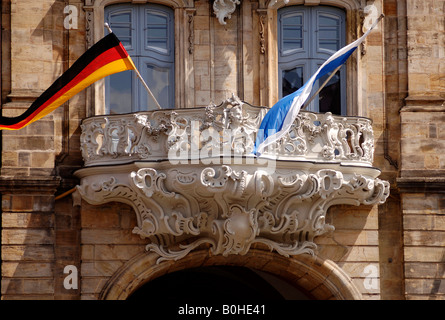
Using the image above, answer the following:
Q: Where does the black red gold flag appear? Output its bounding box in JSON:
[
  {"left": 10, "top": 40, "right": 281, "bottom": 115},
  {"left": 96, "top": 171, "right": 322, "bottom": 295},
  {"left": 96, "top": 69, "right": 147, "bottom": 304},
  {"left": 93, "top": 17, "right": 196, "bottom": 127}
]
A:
[{"left": 0, "top": 33, "right": 135, "bottom": 130}]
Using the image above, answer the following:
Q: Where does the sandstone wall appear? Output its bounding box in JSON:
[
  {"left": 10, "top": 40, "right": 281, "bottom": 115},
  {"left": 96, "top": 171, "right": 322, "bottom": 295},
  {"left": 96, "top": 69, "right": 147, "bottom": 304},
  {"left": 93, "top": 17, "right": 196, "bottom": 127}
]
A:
[{"left": 1, "top": 0, "right": 444, "bottom": 300}]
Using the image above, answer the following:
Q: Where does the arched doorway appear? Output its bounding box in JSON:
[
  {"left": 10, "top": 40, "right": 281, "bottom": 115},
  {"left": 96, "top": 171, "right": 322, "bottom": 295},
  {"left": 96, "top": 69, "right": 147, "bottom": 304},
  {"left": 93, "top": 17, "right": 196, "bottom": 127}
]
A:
[
  {"left": 127, "top": 266, "right": 313, "bottom": 300},
  {"left": 99, "top": 249, "right": 362, "bottom": 300}
]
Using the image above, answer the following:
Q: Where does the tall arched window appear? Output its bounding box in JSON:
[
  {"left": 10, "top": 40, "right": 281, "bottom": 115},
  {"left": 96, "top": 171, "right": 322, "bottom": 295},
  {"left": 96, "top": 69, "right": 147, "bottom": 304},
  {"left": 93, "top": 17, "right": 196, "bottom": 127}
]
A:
[
  {"left": 105, "top": 3, "right": 174, "bottom": 114},
  {"left": 278, "top": 6, "right": 346, "bottom": 115}
]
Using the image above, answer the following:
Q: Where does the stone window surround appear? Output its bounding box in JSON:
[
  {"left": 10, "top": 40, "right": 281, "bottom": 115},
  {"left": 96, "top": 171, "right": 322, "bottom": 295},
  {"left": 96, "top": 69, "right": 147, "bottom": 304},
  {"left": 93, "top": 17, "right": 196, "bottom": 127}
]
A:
[{"left": 83, "top": 0, "right": 368, "bottom": 117}]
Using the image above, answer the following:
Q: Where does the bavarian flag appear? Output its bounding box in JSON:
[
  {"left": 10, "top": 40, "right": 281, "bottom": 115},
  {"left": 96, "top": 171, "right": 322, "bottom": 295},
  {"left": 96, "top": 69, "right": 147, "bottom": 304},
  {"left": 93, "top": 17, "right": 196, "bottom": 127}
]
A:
[{"left": 0, "top": 33, "right": 136, "bottom": 130}]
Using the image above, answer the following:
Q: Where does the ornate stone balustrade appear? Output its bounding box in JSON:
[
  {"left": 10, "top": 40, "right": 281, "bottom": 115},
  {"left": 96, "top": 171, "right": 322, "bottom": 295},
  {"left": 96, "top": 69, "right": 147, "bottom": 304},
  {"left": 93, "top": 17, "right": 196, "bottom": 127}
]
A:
[
  {"left": 80, "top": 95, "right": 375, "bottom": 167},
  {"left": 75, "top": 95, "right": 389, "bottom": 263}
]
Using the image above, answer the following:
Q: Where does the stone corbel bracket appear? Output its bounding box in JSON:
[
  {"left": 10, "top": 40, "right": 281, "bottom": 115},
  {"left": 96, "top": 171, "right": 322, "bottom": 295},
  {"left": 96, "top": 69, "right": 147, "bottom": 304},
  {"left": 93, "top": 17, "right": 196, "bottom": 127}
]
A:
[
  {"left": 213, "top": 0, "right": 290, "bottom": 25},
  {"left": 213, "top": 0, "right": 240, "bottom": 25},
  {"left": 75, "top": 162, "right": 389, "bottom": 264}
]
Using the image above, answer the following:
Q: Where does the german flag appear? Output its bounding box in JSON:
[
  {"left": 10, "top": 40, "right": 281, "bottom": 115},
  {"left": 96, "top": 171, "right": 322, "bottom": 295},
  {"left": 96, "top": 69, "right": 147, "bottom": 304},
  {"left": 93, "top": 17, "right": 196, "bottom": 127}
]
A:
[{"left": 0, "top": 33, "right": 135, "bottom": 130}]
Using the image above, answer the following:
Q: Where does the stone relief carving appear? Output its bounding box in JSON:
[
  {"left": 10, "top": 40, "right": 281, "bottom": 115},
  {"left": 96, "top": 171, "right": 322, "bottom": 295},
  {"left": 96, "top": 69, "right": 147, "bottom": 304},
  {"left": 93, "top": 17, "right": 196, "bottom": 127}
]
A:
[
  {"left": 76, "top": 94, "right": 389, "bottom": 264},
  {"left": 76, "top": 164, "right": 390, "bottom": 264},
  {"left": 186, "top": 8, "right": 196, "bottom": 54},
  {"left": 258, "top": 10, "right": 267, "bottom": 54},
  {"left": 268, "top": 0, "right": 290, "bottom": 7},
  {"left": 80, "top": 94, "right": 375, "bottom": 167},
  {"left": 213, "top": 0, "right": 240, "bottom": 25}
]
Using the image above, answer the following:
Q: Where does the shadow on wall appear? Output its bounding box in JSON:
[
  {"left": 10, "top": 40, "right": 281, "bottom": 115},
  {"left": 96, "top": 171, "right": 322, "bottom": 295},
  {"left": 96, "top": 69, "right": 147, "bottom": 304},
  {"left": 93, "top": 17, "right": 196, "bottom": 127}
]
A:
[{"left": 1, "top": 1, "right": 81, "bottom": 298}]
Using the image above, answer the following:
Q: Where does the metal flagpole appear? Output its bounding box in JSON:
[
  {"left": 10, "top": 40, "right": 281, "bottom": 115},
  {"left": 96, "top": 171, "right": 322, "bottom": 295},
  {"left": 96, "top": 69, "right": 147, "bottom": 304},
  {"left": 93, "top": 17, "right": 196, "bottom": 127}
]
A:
[
  {"left": 301, "top": 64, "right": 342, "bottom": 110},
  {"left": 105, "top": 23, "right": 162, "bottom": 110}
]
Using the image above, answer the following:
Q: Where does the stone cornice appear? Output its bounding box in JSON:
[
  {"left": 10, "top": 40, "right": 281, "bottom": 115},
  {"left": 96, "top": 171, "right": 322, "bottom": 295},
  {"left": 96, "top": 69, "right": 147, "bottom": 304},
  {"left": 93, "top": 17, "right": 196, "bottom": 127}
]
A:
[
  {"left": 0, "top": 175, "right": 61, "bottom": 194},
  {"left": 397, "top": 177, "right": 445, "bottom": 194},
  {"left": 401, "top": 95, "right": 445, "bottom": 112}
]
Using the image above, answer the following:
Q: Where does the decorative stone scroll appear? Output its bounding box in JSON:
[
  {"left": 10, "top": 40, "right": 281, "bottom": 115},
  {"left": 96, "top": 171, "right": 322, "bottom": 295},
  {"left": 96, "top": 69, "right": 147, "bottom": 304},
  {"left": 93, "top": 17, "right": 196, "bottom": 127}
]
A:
[
  {"left": 80, "top": 94, "right": 375, "bottom": 167},
  {"left": 76, "top": 162, "right": 389, "bottom": 264},
  {"left": 213, "top": 0, "right": 240, "bottom": 25},
  {"left": 76, "top": 94, "right": 389, "bottom": 264}
]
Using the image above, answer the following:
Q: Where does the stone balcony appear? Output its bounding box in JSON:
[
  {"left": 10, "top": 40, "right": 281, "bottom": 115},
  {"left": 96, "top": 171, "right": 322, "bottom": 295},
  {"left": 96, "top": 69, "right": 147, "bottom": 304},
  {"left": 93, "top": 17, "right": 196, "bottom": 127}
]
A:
[
  {"left": 79, "top": 95, "right": 376, "bottom": 167},
  {"left": 75, "top": 95, "right": 389, "bottom": 263}
]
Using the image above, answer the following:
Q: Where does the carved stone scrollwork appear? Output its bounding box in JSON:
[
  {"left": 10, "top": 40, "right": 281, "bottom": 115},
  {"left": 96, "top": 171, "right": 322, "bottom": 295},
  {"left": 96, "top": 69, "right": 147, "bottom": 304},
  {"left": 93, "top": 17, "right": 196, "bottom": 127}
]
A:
[
  {"left": 213, "top": 0, "right": 240, "bottom": 25},
  {"left": 76, "top": 94, "right": 389, "bottom": 264},
  {"left": 80, "top": 95, "right": 375, "bottom": 167},
  {"left": 257, "top": 9, "right": 267, "bottom": 54},
  {"left": 186, "top": 8, "right": 196, "bottom": 54},
  {"left": 76, "top": 162, "right": 390, "bottom": 264}
]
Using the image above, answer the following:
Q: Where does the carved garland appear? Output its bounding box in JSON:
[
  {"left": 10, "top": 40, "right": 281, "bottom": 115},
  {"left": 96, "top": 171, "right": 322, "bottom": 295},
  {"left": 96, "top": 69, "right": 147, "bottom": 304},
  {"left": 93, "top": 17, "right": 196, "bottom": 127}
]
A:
[{"left": 258, "top": 9, "right": 267, "bottom": 54}]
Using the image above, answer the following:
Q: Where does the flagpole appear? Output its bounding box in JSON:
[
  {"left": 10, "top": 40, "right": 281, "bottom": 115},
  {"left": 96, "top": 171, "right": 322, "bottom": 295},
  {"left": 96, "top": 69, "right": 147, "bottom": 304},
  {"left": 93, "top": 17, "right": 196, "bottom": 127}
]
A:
[
  {"left": 105, "top": 23, "right": 162, "bottom": 110},
  {"left": 301, "top": 64, "right": 342, "bottom": 110}
]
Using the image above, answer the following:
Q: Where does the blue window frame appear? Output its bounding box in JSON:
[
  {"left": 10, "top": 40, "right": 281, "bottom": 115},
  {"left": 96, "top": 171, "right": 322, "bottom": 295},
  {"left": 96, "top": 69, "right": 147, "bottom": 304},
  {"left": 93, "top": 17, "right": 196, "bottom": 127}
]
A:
[
  {"left": 278, "top": 6, "right": 346, "bottom": 115},
  {"left": 105, "top": 4, "right": 174, "bottom": 113}
]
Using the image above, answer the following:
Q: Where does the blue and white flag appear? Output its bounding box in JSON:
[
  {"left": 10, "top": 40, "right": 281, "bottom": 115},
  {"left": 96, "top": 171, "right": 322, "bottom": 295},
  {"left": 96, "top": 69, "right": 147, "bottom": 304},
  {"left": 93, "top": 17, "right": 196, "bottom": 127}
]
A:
[{"left": 253, "top": 14, "right": 384, "bottom": 156}]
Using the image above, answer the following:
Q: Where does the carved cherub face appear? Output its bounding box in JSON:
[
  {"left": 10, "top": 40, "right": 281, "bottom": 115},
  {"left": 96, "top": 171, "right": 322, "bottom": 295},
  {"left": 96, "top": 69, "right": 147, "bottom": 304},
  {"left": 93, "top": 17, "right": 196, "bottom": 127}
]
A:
[{"left": 229, "top": 106, "right": 243, "bottom": 123}]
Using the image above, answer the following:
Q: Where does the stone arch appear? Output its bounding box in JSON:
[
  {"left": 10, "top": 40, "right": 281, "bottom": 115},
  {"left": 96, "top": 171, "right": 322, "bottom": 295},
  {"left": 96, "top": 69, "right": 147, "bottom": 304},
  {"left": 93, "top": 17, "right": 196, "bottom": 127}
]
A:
[
  {"left": 99, "top": 248, "right": 363, "bottom": 300},
  {"left": 266, "top": 0, "right": 361, "bottom": 11},
  {"left": 90, "top": 0, "right": 192, "bottom": 9}
]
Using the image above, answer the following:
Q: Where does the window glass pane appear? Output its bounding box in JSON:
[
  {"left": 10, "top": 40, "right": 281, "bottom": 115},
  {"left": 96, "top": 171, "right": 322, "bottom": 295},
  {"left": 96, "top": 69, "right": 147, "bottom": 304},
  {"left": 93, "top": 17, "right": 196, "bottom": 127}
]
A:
[
  {"left": 318, "top": 70, "right": 341, "bottom": 114},
  {"left": 108, "top": 70, "right": 133, "bottom": 114},
  {"left": 111, "top": 11, "right": 131, "bottom": 23},
  {"left": 319, "top": 40, "right": 339, "bottom": 51},
  {"left": 318, "top": 14, "right": 340, "bottom": 51},
  {"left": 319, "top": 15, "right": 339, "bottom": 27},
  {"left": 145, "top": 65, "right": 171, "bottom": 109},
  {"left": 282, "top": 14, "right": 303, "bottom": 52},
  {"left": 146, "top": 11, "right": 168, "bottom": 52},
  {"left": 283, "top": 39, "right": 303, "bottom": 52},
  {"left": 148, "top": 26, "right": 168, "bottom": 39},
  {"left": 283, "top": 28, "right": 303, "bottom": 41},
  {"left": 282, "top": 67, "right": 303, "bottom": 97},
  {"left": 319, "top": 28, "right": 338, "bottom": 40},
  {"left": 109, "top": 11, "right": 132, "bottom": 47},
  {"left": 148, "top": 12, "right": 167, "bottom": 25},
  {"left": 285, "top": 14, "right": 302, "bottom": 26},
  {"left": 112, "top": 27, "right": 132, "bottom": 46}
]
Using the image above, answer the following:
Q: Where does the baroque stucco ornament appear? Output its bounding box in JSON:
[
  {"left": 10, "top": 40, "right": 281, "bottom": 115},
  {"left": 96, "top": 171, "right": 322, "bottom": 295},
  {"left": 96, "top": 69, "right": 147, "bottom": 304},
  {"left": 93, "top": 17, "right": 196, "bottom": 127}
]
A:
[
  {"left": 213, "top": 0, "right": 292, "bottom": 25},
  {"left": 80, "top": 94, "right": 375, "bottom": 167},
  {"left": 75, "top": 95, "right": 390, "bottom": 263},
  {"left": 213, "top": 0, "right": 240, "bottom": 25},
  {"left": 76, "top": 164, "right": 389, "bottom": 263}
]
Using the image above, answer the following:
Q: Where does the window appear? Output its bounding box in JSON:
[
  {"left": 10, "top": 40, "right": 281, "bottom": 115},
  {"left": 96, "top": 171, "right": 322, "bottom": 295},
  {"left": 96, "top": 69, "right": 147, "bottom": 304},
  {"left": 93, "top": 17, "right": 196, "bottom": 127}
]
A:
[
  {"left": 105, "top": 4, "right": 174, "bottom": 114},
  {"left": 278, "top": 6, "right": 346, "bottom": 115}
]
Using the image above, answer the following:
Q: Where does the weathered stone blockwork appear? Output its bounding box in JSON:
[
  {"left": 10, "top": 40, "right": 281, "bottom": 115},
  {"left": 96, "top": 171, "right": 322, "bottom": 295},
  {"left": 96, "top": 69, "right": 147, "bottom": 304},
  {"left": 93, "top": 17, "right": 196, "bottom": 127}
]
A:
[
  {"left": 80, "top": 202, "right": 145, "bottom": 300},
  {"left": 1, "top": 0, "right": 444, "bottom": 300}
]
